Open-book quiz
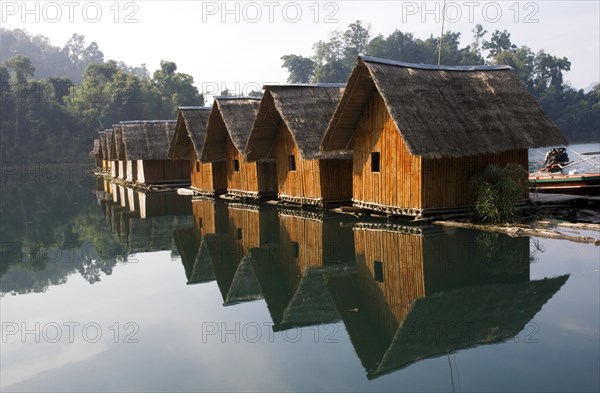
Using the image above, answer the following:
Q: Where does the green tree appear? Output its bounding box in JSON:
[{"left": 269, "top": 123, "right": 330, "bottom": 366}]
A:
[
  {"left": 482, "top": 29, "right": 517, "bottom": 58},
  {"left": 4, "top": 55, "right": 35, "bottom": 146},
  {"left": 280, "top": 54, "right": 315, "bottom": 83}
]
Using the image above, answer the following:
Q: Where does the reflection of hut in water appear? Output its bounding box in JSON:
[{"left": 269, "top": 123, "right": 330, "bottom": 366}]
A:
[
  {"left": 171, "top": 199, "right": 230, "bottom": 285},
  {"left": 169, "top": 107, "right": 227, "bottom": 195},
  {"left": 201, "top": 97, "right": 278, "bottom": 199},
  {"left": 328, "top": 223, "right": 568, "bottom": 379},
  {"left": 121, "top": 120, "right": 190, "bottom": 185},
  {"left": 208, "top": 203, "right": 280, "bottom": 305},
  {"left": 251, "top": 209, "right": 356, "bottom": 331}
]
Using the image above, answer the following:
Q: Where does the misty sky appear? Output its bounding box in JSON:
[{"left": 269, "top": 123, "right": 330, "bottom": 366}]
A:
[{"left": 3, "top": 1, "right": 599, "bottom": 99}]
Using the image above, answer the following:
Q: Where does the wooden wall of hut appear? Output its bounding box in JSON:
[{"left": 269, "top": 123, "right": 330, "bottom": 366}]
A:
[
  {"left": 421, "top": 150, "right": 528, "bottom": 209},
  {"left": 352, "top": 92, "right": 422, "bottom": 213},
  {"left": 225, "top": 134, "right": 277, "bottom": 198},
  {"left": 189, "top": 145, "right": 227, "bottom": 195},
  {"left": 136, "top": 159, "right": 190, "bottom": 185},
  {"left": 351, "top": 92, "right": 529, "bottom": 214},
  {"left": 192, "top": 199, "right": 229, "bottom": 237},
  {"left": 274, "top": 123, "right": 352, "bottom": 205}
]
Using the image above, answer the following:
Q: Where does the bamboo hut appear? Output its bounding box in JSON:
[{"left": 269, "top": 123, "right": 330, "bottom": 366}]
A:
[
  {"left": 246, "top": 84, "right": 352, "bottom": 206},
  {"left": 328, "top": 223, "right": 567, "bottom": 379},
  {"left": 321, "top": 56, "right": 567, "bottom": 217},
  {"left": 169, "top": 107, "right": 227, "bottom": 195},
  {"left": 201, "top": 97, "right": 278, "bottom": 199},
  {"left": 121, "top": 120, "right": 190, "bottom": 185},
  {"left": 112, "top": 124, "right": 127, "bottom": 180},
  {"left": 251, "top": 209, "right": 355, "bottom": 331}
]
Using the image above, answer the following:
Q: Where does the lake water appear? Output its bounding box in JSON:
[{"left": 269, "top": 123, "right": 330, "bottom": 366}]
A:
[{"left": 1, "top": 161, "right": 599, "bottom": 392}]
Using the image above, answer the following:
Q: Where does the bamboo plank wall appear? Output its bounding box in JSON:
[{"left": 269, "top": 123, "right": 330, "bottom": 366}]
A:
[
  {"left": 226, "top": 134, "right": 259, "bottom": 194},
  {"left": 353, "top": 228, "right": 426, "bottom": 339},
  {"left": 352, "top": 92, "right": 422, "bottom": 210},
  {"left": 275, "top": 122, "right": 351, "bottom": 204},
  {"left": 422, "top": 149, "right": 528, "bottom": 209},
  {"left": 189, "top": 145, "right": 227, "bottom": 194},
  {"left": 275, "top": 124, "right": 322, "bottom": 201},
  {"left": 138, "top": 159, "right": 190, "bottom": 184}
]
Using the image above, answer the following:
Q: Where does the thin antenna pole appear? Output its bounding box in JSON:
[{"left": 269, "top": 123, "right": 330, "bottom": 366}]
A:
[{"left": 438, "top": 0, "right": 447, "bottom": 66}]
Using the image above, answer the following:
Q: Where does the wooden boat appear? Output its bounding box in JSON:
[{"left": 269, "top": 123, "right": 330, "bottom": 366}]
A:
[{"left": 529, "top": 150, "right": 600, "bottom": 196}]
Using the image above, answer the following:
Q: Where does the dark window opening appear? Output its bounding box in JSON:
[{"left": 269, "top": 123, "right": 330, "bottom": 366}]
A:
[
  {"left": 197, "top": 217, "right": 203, "bottom": 228},
  {"left": 233, "top": 159, "right": 240, "bottom": 172},
  {"left": 288, "top": 155, "right": 296, "bottom": 171},
  {"left": 374, "top": 260, "right": 384, "bottom": 282},
  {"left": 291, "top": 242, "right": 299, "bottom": 258},
  {"left": 371, "top": 152, "right": 381, "bottom": 173},
  {"left": 237, "top": 228, "right": 243, "bottom": 240},
  {"left": 196, "top": 161, "right": 200, "bottom": 172}
]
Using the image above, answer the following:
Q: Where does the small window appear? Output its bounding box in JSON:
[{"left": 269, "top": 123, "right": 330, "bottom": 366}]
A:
[
  {"left": 237, "top": 228, "right": 243, "bottom": 240},
  {"left": 233, "top": 159, "right": 240, "bottom": 172},
  {"left": 196, "top": 161, "right": 200, "bottom": 172},
  {"left": 374, "top": 260, "right": 384, "bottom": 282},
  {"left": 371, "top": 152, "right": 381, "bottom": 173},
  {"left": 288, "top": 155, "right": 296, "bottom": 171},
  {"left": 197, "top": 217, "right": 203, "bottom": 228},
  {"left": 291, "top": 242, "right": 299, "bottom": 258}
]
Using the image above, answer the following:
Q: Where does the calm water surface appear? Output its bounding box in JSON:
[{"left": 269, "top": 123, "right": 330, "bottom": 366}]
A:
[{"left": 1, "top": 159, "right": 599, "bottom": 392}]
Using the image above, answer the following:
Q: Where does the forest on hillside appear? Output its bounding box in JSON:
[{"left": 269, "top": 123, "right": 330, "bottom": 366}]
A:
[{"left": 0, "top": 23, "right": 598, "bottom": 163}]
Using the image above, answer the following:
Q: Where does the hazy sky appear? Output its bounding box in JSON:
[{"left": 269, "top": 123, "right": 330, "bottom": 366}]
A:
[{"left": 3, "top": 1, "right": 599, "bottom": 98}]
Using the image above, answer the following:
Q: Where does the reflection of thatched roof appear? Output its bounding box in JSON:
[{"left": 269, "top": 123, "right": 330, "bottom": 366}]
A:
[
  {"left": 276, "top": 267, "right": 344, "bottom": 331},
  {"left": 329, "top": 273, "right": 568, "bottom": 380},
  {"left": 128, "top": 216, "right": 193, "bottom": 253},
  {"left": 246, "top": 84, "right": 347, "bottom": 160},
  {"left": 190, "top": 237, "right": 217, "bottom": 284},
  {"left": 172, "top": 227, "right": 201, "bottom": 283},
  {"left": 112, "top": 124, "right": 126, "bottom": 160},
  {"left": 322, "top": 56, "right": 567, "bottom": 158},
  {"left": 169, "top": 107, "right": 211, "bottom": 160},
  {"left": 121, "top": 120, "right": 176, "bottom": 160},
  {"left": 250, "top": 245, "right": 351, "bottom": 331},
  {"left": 224, "top": 253, "right": 263, "bottom": 305},
  {"left": 201, "top": 97, "right": 261, "bottom": 162}
]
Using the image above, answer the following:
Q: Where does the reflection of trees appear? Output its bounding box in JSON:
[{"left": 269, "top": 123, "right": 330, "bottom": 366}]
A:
[{"left": 0, "top": 180, "right": 128, "bottom": 295}]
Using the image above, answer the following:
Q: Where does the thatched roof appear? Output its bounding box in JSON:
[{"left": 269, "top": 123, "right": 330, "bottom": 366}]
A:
[
  {"left": 105, "top": 129, "right": 116, "bottom": 160},
  {"left": 112, "top": 124, "right": 126, "bottom": 160},
  {"left": 146, "top": 121, "right": 176, "bottom": 160},
  {"left": 169, "top": 107, "right": 211, "bottom": 160},
  {"left": 246, "top": 84, "right": 348, "bottom": 161},
  {"left": 120, "top": 120, "right": 176, "bottom": 160},
  {"left": 201, "top": 97, "right": 261, "bottom": 162},
  {"left": 172, "top": 227, "right": 201, "bottom": 283},
  {"left": 322, "top": 56, "right": 567, "bottom": 158}
]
